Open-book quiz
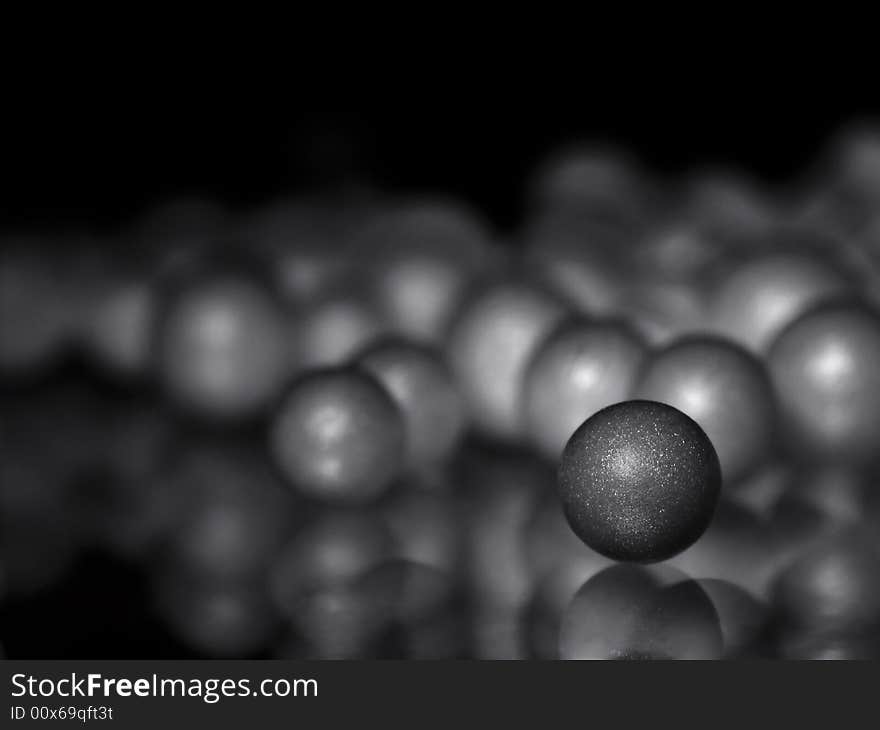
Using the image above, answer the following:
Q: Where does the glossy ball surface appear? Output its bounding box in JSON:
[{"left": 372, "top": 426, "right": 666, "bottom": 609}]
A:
[
  {"left": 558, "top": 400, "right": 722, "bottom": 562},
  {"left": 709, "top": 251, "right": 850, "bottom": 353},
  {"left": 446, "top": 281, "right": 567, "bottom": 441},
  {"left": 270, "top": 369, "right": 405, "bottom": 503},
  {"left": 157, "top": 276, "right": 288, "bottom": 420},
  {"left": 357, "top": 340, "right": 466, "bottom": 470},
  {"left": 632, "top": 336, "right": 776, "bottom": 483},
  {"left": 360, "top": 201, "right": 495, "bottom": 344},
  {"left": 767, "top": 301, "right": 880, "bottom": 463},
  {"left": 523, "top": 318, "right": 647, "bottom": 459},
  {"left": 292, "top": 292, "right": 386, "bottom": 371}
]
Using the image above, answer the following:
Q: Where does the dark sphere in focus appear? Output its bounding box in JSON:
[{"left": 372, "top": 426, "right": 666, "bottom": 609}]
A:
[
  {"left": 767, "top": 300, "right": 880, "bottom": 464},
  {"left": 270, "top": 369, "right": 405, "bottom": 503},
  {"left": 558, "top": 400, "right": 722, "bottom": 563},
  {"left": 632, "top": 336, "right": 776, "bottom": 483}
]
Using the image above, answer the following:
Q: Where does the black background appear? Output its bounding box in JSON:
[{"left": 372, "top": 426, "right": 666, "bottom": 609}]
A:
[{"left": 3, "top": 83, "right": 878, "bottom": 232}]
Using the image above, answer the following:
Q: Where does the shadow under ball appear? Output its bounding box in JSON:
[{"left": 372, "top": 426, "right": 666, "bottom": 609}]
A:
[
  {"left": 767, "top": 301, "right": 880, "bottom": 464},
  {"left": 632, "top": 336, "right": 776, "bottom": 484},
  {"left": 523, "top": 318, "right": 648, "bottom": 459},
  {"left": 558, "top": 400, "right": 722, "bottom": 563},
  {"left": 270, "top": 369, "right": 405, "bottom": 503}
]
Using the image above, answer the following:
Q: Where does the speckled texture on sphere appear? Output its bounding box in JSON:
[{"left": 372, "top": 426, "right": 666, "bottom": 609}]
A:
[
  {"left": 270, "top": 369, "right": 405, "bottom": 503},
  {"left": 558, "top": 400, "right": 722, "bottom": 563}
]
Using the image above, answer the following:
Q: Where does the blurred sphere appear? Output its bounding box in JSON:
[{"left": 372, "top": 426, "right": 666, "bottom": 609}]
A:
[
  {"left": 242, "top": 196, "right": 368, "bottom": 304},
  {"left": 270, "top": 511, "right": 393, "bottom": 615},
  {"left": 523, "top": 318, "right": 647, "bottom": 459},
  {"left": 292, "top": 291, "right": 386, "bottom": 371},
  {"left": 767, "top": 300, "right": 880, "bottom": 463},
  {"left": 75, "top": 267, "right": 157, "bottom": 378},
  {"left": 446, "top": 281, "right": 567, "bottom": 441},
  {"left": 801, "top": 126, "right": 880, "bottom": 235},
  {"left": 833, "top": 127, "right": 880, "bottom": 202},
  {"left": 159, "top": 447, "right": 294, "bottom": 583},
  {"left": 682, "top": 170, "right": 779, "bottom": 244},
  {"left": 281, "top": 583, "right": 388, "bottom": 659},
  {"left": 558, "top": 400, "right": 722, "bottom": 563},
  {"left": 632, "top": 225, "right": 721, "bottom": 284},
  {"left": 528, "top": 146, "right": 653, "bottom": 227},
  {"left": 632, "top": 336, "right": 776, "bottom": 483},
  {"left": 374, "top": 257, "right": 472, "bottom": 344},
  {"left": 270, "top": 369, "right": 405, "bottom": 503},
  {"left": 619, "top": 279, "right": 707, "bottom": 346},
  {"left": 521, "top": 214, "right": 628, "bottom": 317},
  {"left": 157, "top": 276, "right": 288, "bottom": 420},
  {"left": 559, "top": 565, "right": 723, "bottom": 660},
  {"left": 727, "top": 460, "right": 792, "bottom": 520},
  {"left": 773, "top": 466, "right": 867, "bottom": 527},
  {"left": 357, "top": 340, "right": 466, "bottom": 471},
  {"left": 269, "top": 511, "right": 393, "bottom": 658},
  {"left": 698, "top": 579, "right": 767, "bottom": 657},
  {"left": 0, "top": 244, "right": 71, "bottom": 375},
  {"left": 709, "top": 250, "right": 851, "bottom": 353},
  {"left": 382, "top": 490, "right": 459, "bottom": 573},
  {"left": 154, "top": 574, "right": 279, "bottom": 657},
  {"left": 772, "top": 534, "right": 880, "bottom": 635},
  {"left": 360, "top": 200, "right": 497, "bottom": 344}
]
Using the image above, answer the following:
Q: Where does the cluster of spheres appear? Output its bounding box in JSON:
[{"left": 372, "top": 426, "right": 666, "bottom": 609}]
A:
[{"left": 3, "top": 128, "right": 880, "bottom": 660}]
